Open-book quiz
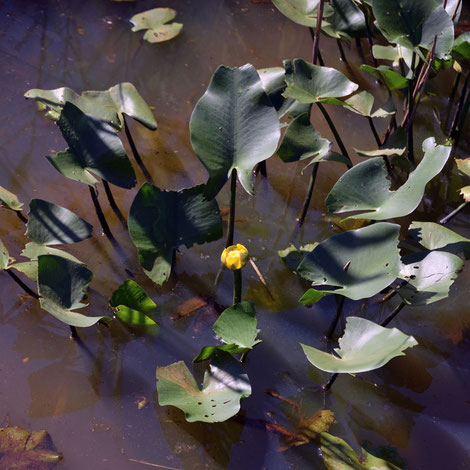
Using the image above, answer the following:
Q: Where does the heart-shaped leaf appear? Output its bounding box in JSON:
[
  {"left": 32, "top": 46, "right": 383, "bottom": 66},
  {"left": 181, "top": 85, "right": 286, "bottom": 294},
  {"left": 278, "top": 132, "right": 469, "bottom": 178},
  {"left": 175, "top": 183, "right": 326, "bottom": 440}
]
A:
[
  {"left": 38, "top": 255, "right": 108, "bottom": 327},
  {"left": 301, "top": 316, "right": 417, "bottom": 373},
  {"left": 295, "top": 223, "right": 401, "bottom": 301},
  {"left": 397, "top": 250, "right": 463, "bottom": 306},
  {"left": 157, "top": 351, "right": 251, "bottom": 423},
  {"left": 190, "top": 64, "right": 280, "bottom": 198},
  {"left": 25, "top": 82, "right": 157, "bottom": 130},
  {"left": 360, "top": 65, "right": 409, "bottom": 91},
  {"left": 0, "top": 186, "right": 23, "bottom": 212},
  {"left": 56, "top": 103, "right": 136, "bottom": 189},
  {"left": 110, "top": 280, "right": 157, "bottom": 326},
  {"left": 283, "top": 59, "right": 359, "bottom": 104},
  {"left": 320, "top": 432, "right": 402, "bottom": 470},
  {"left": 128, "top": 183, "right": 222, "bottom": 285},
  {"left": 195, "top": 302, "right": 261, "bottom": 361},
  {"left": 372, "top": 0, "right": 454, "bottom": 59},
  {"left": 326, "top": 137, "right": 452, "bottom": 220},
  {"left": 130, "top": 8, "right": 183, "bottom": 43},
  {"left": 345, "top": 91, "right": 395, "bottom": 118}
]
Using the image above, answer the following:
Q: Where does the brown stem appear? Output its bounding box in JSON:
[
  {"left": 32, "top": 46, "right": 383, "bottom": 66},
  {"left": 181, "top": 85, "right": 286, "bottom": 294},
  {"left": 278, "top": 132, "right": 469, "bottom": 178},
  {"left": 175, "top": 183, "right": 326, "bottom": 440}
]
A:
[
  {"left": 380, "top": 301, "right": 406, "bottom": 327},
  {"left": 312, "top": 0, "right": 325, "bottom": 65}
]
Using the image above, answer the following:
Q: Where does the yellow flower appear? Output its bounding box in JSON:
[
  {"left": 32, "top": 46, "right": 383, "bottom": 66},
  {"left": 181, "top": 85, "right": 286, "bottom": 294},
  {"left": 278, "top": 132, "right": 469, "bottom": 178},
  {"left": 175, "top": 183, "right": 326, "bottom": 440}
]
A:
[{"left": 221, "top": 244, "right": 249, "bottom": 270}]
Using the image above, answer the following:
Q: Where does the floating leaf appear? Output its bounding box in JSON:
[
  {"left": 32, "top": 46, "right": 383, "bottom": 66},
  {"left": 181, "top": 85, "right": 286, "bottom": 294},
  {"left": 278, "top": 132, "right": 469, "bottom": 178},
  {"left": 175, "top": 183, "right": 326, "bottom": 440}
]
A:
[
  {"left": 371, "top": 0, "right": 454, "bottom": 59},
  {"left": 157, "top": 351, "right": 251, "bottom": 423},
  {"left": 301, "top": 316, "right": 417, "bottom": 373},
  {"left": 355, "top": 126, "right": 406, "bottom": 157},
  {"left": 272, "top": 0, "right": 322, "bottom": 27},
  {"left": 130, "top": 8, "right": 183, "bottom": 43},
  {"left": 46, "top": 150, "right": 98, "bottom": 187},
  {"left": 0, "top": 185, "right": 23, "bottom": 212},
  {"left": 110, "top": 280, "right": 157, "bottom": 326},
  {"left": 38, "top": 255, "right": 108, "bottom": 327},
  {"left": 326, "top": 137, "right": 452, "bottom": 220},
  {"left": 345, "top": 91, "right": 395, "bottom": 118},
  {"left": 283, "top": 59, "right": 358, "bottom": 104},
  {"left": 0, "top": 426, "right": 62, "bottom": 469},
  {"left": 190, "top": 64, "right": 280, "bottom": 198},
  {"left": 360, "top": 65, "right": 409, "bottom": 91},
  {"left": 320, "top": 432, "right": 402, "bottom": 470},
  {"left": 295, "top": 223, "right": 400, "bottom": 301},
  {"left": 397, "top": 250, "right": 463, "bottom": 306},
  {"left": 456, "top": 158, "right": 470, "bottom": 177},
  {"left": 128, "top": 183, "right": 222, "bottom": 285},
  {"left": 278, "top": 243, "right": 318, "bottom": 272},
  {"left": 0, "top": 239, "right": 8, "bottom": 270},
  {"left": 56, "top": 103, "right": 136, "bottom": 189},
  {"left": 25, "top": 82, "right": 157, "bottom": 130}
]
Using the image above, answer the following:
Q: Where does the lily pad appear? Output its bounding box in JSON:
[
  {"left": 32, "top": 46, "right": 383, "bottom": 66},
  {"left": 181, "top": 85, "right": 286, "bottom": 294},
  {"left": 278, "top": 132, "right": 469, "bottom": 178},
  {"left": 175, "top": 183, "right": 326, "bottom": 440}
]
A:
[
  {"left": 25, "top": 82, "right": 157, "bottom": 130},
  {"left": 157, "top": 351, "right": 251, "bottom": 423},
  {"left": 326, "top": 137, "right": 452, "bottom": 220},
  {"left": 322, "top": 0, "right": 367, "bottom": 39},
  {"left": 301, "top": 316, "right": 418, "bottom": 373},
  {"left": 320, "top": 432, "right": 402, "bottom": 469},
  {"left": 345, "top": 91, "right": 395, "bottom": 118},
  {"left": 110, "top": 280, "right": 157, "bottom": 326},
  {"left": 283, "top": 59, "right": 359, "bottom": 105},
  {"left": 0, "top": 185, "right": 23, "bottom": 212},
  {"left": 128, "top": 183, "right": 222, "bottom": 285},
  {"left": 0, "top": 426, "right": 62, "bottom": 469},
  {"left": 130, "top": 8, "right": 183, "bottom": 43},
  {"left": 397, "top": 250, "right": 464, "bottom": 306},
  {"left": 38, "top": 255, "right": 108, "bottom": 327},
  {"left": 278, "top": 243, "right": 318, "bottom": 272},
  {"left": 295, "top": 223, "right": 401, "bottom": 301},
  {"left": 190, "top": 64, "right": 280, "bottom": 198},
  {"left": 56, "top": 102, "right": 136, "bottom": 189},
  {"left": 46, "top": 150, "right": 98, "bottom": 187}
]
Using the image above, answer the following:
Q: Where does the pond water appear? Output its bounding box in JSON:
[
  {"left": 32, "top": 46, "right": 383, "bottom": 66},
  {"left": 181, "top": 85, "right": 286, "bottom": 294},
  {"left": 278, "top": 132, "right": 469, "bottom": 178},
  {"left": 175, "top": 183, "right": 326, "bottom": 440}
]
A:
[{"left": 1, "top": 1, "right": 470, "bottom": 469}]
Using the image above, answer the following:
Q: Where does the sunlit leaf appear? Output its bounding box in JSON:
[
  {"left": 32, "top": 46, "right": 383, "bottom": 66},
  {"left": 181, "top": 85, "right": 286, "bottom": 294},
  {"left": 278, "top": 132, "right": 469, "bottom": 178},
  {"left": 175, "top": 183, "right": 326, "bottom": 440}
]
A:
[
  {"left": 21, "top": 242, "right": 83, "bottom": 265},
  {"left": 272, "top": 0, "right": 322, "bottom": 27},
  {"left": 0, "top": 239, "right": 9, "bottom": 270},
  {"left": 345, "top": 91, "right": 395, "bottom": 118},
  {"left": 0, "top": 185, "right": 23, "bottom": 212},
  {"left": 355, "top": 126, "right": 406, "bottom": 157},
  {"left": 38, "top": 255, "right": 108, "bottom": 327},
  {"left": 372, "top": 0, "right": 454, "bottom": 59},
  {"left": 283, "top": 59, "right": 358, "bottom": 104},
  {"left": 301, "top": 316, "right": 417, "bottom": 373},
  {"left": 320, "top": 432, "right": 402, "bottom": 469},
  {"left": 360, "top": 64, "right": 409, "bottom": 91},
  {"left": 296, "top": 223, "right": 401, "bottom": 301},
  {"left": 130, "top": 8, "right": 183, "bottom": 43},
  {"left": 326, "top": 137, "right": 452, "bottom": 220},
  {"left": 190, "top": 64, "right": 280, "bottom": 198},
  {"left": 128, "top": 183, "right": 222, "bottom": 285},
  {"left": 456, "top": 158, "right": 470, "bottom": 178},
  {"left": 157, "top": 351, "right": 251, "bottom": 423},
  {"left": 110, "top": 279, "right": 157, "bottom": 326},
  {"left": 56, "top": 103, "right": 136, "bottom": 189}
]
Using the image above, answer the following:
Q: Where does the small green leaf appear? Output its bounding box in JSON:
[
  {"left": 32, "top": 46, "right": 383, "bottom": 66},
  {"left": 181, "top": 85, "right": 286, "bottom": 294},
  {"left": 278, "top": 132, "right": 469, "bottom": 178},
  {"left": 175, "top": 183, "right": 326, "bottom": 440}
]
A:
[
  {"left": 0, "top": 239, "right": 9, "bottom": 270},
  {"left": 452, "top": 33, "right": 470, "bottom": 65},
  {"left": 283, "top": 59, "right": 359, "bottom": 104},
  {"left": 360, "top": 64, "right": 409, "bottom": 91},
  {"left": 130, "top": 8, "right": 183, "bottom": 43},
  {"left": 326, "top": 137, "right": 452, "bottom": 220},
  {"left": 128, "top": 183, "right": 222, "bottom": 285},
  {"left": 26, "top": 199, "right": 93, "bottom": 246},
  {"left": 0, "top": 186, "right": 23, "bottom": 212},
  {"left": 345, "top": 91, "right": 395, "bottom": 118},
  {"left": 299, "top": 288, "right": 331, "bottom": 305},
  {"left": 190, "top": 64, "right": 280, "bottom": 198},
  {"left": 301, "top": 316, "right": 418, "bottom": 373},
  {"left": 157, "top": 351, "right": 251, "bottom": 423},
  {"left": 110, "top": 280, "right": 157, "bottom": 326},
  {"left": 320, "top": 432, "right": 402, "bottom": 470},
  {"left": 194, "top": 344, "right": 244, "bottom": 362}
]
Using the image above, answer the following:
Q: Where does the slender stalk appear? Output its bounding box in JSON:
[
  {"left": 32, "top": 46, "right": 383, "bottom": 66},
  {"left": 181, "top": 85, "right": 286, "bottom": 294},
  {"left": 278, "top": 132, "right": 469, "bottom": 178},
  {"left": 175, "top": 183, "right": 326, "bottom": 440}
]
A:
[
  {"left": 102, "top": 180, "right": 127, "bottom": 229},
  {"left": 233, "top": 269, "right": 242, "bottom": 305},
  {"left": 449, "top": 73, "right": 470, "bottom": 139},
  {"left": 124, "top": 118, "right": 154, "bottom": 184},
  {"left": 452, "top": 85, "right": 470, "bottom": 147},
  {"left": 6, "top": 269, "right": 39, "bottom": 299},
  {"left": 15, "top": 211, "right": 28, "bottom": 223},
  {"left": 316, "top": 103, "right": 352, "bottom": 166},
  {"left": 297, "top": 162, "right": 319, "bottom": 227},
  {"left": 361, "top": 3, "right": 378, "bottom": 68},
  {"left": 308, "top": 28, "right": 325, "bottom": 65},
  {"left": 380, "top": 301, "right": 406, "bottom": 327},
  {"left": 440, "top": 201, "right": 468, "bottom": 224},
  {"left": 407, "top": 53, "right": 417, "bottom": 162},
  {"left": 336, "top": 39, "right": 349, "bottom": 67},
  {"left": 312, "top": 0, "right": 325, "bottom": 65},
  {"left": 326, "top": 295, "right": 345, "bottom": 340},
  {"left": 256, "top": 160, "right": 267, "bottom": 177},
  {"left": 226, "top": 170, "right": 237, "bottom": 247},
  {"left": 323, "top": 373, "right": 338, "bottom": 391},
  {"left": 88, "top": 186, "right": 118, "bottom": 245},
  {"left": 444, "top": 72, "right": 462, "bottom": 132},
  {"left": 452, "top": 0, "right": 462, "bottom": 21},
  {"left": 70, "top": 326, "right": 79, "bottom": 340},
  {"left": 367, "top": 116, "right": 392, "bottom": 176}
]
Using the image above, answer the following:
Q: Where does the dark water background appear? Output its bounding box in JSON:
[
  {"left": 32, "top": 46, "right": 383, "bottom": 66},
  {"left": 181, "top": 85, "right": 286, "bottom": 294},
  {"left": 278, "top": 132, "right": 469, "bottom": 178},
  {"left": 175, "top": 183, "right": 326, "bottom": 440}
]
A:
[{"left": 1, "top": 1, "right": 470, "bottom": 468}]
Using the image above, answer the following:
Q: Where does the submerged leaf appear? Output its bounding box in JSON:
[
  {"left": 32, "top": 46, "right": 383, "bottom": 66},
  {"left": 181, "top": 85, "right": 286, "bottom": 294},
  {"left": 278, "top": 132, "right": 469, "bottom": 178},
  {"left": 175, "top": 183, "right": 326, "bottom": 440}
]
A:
[
  {"left": 128, "top": 183, "right": 222, "bottom": 284},
  {"left": 0, "top": 185, "right": 23, "bottom": 212},
  {"left": 301, "top": 316, "right": 417, "bottom": 373},
  {"left": 110, "top": 280, "right": 157, "bottom": 326},
  {"left": 157, "top": 351, "right": 251, "bottom": 423},
  {"left": 130, "top": 8, "right": 183, "bottom": 43},
  {"left": 320, "top": 432, "right": 402, "bottom": 469},
  {"left": 326, "top": 137, "right": 452, "bottom": 220},
  {"left": 296, "top": 223, "right": 401, "bottom": 301},
  {"left": 190, "top": 64, "right": 280, "bottom": 198}
]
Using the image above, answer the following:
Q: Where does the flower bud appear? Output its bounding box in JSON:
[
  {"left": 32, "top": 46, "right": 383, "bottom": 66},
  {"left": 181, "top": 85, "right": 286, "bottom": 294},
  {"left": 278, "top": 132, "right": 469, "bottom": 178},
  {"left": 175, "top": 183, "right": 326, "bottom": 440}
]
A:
[{"left": 221, "top": 244, "right": 249, "bottom": 270}]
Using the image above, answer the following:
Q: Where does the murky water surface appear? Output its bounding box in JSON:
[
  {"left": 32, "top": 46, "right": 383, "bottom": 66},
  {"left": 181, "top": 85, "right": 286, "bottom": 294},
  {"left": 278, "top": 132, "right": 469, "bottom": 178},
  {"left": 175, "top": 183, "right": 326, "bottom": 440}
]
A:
[{"left": 1, "top": 1, "right": 470, "bottom": 469}]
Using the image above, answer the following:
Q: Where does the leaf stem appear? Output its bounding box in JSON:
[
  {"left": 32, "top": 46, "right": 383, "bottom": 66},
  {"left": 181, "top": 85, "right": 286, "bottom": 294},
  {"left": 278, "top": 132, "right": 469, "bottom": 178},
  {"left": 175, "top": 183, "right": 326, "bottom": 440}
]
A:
[
  {"left": 449, "top": 72, "right": 470, "bottom": 139},
  {"left": 326, "top": 295, "right": 345, "bottom": 340},
  {"left": 297, "top": 162, "right": 319, "bottom": 227},
  {"left": 6, "top": 269, "right": 39, "bottom": 299},
  {"left": 88, "top": 186, "right": 118, "bottom": 245},
  {"left": 233, "top": 269, "right": 242, "bottom": 305},
  {"left": 312, "top": 0, "right": 325, "bottom": 65},
  {"left": 226, "top": 169, "right": 237, "bottom": 247},
  {"left": 444, "top": 72, "right": 462, "bottom": 132},
  {"left": 15, "top": 211, "right": 28, "bottom": 224},
  {"left": 102, "top": 180, "right": 127, "bottom": 229},
  {"left": 322, "top": 373, "right": 338, "bottom": 391},
  {"left": 440, "top": 201, "right": 468, "bottom": 224},
  {"left": 308, "top": 28, "right": 325, "bottom": 65},
  {"left": 380, "top": 301, "right": 406, "bottom": 327},
  {"left": 124, "top": 118, "right": 154, "bottom": 184},
  {"left": 70, "top": 326, "right": 79, "bottom": 340},
  {"left": 360, "top": 2, "right": 378, "bottom": 68}
]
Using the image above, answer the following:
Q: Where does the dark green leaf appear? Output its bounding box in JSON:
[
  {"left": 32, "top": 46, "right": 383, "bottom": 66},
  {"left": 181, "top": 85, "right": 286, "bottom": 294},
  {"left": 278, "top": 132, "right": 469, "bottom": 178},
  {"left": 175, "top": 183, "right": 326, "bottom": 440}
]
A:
[
  {"left": 128, "top": 183, "right": 222, "bottom": 284},
  {"left": 157, "top": 351, "right": 251, "bottom": 423},
  {"left": 190, "top": 64, "right": 280, "bottom": 198},
  {"left": 194, "top": 344, "right": 244, "bottom": 362},
  {"left": 322, "top": 0, "right": 367, "bottom": 39},
  {"left": 130, "top": 8, "right": 183, "bottom": 43},
  {"left": 360, "top": 65, "right": 409, "bottom": 91}
]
